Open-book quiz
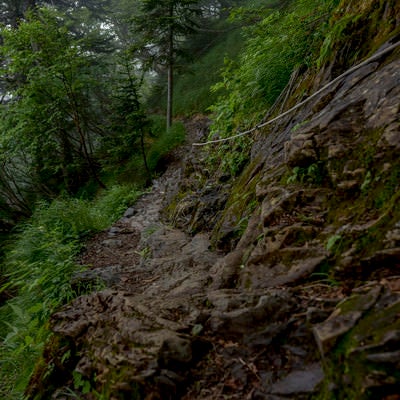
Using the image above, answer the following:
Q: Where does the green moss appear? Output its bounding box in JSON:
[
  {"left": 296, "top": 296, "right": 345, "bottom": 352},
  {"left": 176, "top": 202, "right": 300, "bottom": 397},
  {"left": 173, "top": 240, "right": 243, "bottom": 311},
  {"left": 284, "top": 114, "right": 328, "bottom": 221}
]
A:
[
  {"left": 316, "top": 298, "right": 400, "bottom": 399},
  {"left": 163, "top": 190, "right": 192, "bottom": 223},
  {"left": 369, "top": 164, "right": 400, "bottom": 210},
  {"left": 317, "top": 0, "right": 400, "bottom": 72},
  {"left": 92, "top": 367, "right": 142, "bottom": 400},
  {"left": 24, "top": 334, "right": 79, "bottom": 399},
  {"left": 211, "top": 158, "right": 264, "bottom": 249}
]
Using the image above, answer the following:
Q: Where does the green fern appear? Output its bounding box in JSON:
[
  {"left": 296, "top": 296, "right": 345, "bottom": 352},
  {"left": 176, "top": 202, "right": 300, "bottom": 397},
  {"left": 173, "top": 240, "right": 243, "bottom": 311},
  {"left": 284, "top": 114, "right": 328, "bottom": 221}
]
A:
[{"left": 0, "top": 184, "right": 142, "bottom": 399}]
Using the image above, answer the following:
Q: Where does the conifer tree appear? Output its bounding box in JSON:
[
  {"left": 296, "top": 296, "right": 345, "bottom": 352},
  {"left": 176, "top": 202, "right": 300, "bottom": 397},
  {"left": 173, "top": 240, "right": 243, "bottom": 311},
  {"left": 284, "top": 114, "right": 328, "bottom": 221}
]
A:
[{"left": 133, "top": 0, "right": 202, "bottom": 129}]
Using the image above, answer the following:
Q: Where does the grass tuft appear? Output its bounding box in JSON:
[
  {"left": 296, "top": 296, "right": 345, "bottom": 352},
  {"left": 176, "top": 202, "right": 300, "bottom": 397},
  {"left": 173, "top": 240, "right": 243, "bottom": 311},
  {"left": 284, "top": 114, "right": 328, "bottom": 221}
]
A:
[{"left": 0, "top": 184, "right": 142, "bottom": 399}]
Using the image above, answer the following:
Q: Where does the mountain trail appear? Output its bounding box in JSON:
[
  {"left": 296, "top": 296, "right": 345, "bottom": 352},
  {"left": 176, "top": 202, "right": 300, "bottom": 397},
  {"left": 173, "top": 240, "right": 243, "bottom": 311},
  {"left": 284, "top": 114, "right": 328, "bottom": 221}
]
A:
[{"left": 29, "top": 46, "right": 400, "bottom": 400}]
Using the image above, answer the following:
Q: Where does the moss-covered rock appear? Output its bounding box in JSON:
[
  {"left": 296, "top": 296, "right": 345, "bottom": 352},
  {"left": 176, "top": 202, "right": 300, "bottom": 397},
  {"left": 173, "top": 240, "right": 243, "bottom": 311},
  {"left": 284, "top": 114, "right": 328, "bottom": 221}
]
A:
[{"left": 315, "top": 284, "right": 400, "bottom": 399}]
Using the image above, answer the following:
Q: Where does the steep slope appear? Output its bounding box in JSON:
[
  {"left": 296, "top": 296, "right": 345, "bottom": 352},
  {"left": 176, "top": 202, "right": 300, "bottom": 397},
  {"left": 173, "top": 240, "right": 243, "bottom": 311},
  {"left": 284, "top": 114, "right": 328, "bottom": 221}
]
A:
[{"left": 26, "top": 1, "right": 400, "bottom": 399}]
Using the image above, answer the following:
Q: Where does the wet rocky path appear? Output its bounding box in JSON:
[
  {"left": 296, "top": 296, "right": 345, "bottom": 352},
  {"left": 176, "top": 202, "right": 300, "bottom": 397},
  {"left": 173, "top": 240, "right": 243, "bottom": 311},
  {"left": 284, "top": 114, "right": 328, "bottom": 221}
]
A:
[
  {"left": 44, "top": 117, "right": 347, "bottom": 399},
  {"left": 30, "top": 50, "right": 400, "bottom": 398}
]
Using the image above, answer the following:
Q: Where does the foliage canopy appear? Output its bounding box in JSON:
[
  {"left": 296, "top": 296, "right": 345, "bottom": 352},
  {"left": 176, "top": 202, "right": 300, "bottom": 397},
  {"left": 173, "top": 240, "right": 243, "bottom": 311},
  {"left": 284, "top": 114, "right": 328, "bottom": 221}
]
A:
[{"left": 0, "top": 0, "right": 350, "bottom": 398}]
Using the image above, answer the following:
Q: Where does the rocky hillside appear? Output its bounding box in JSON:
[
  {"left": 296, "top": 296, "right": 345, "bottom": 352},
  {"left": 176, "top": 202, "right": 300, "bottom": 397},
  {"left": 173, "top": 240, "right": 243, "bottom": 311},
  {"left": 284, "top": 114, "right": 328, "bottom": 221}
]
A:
[{"left": 27, "top": 1, "right": 399, "bottom": 399}]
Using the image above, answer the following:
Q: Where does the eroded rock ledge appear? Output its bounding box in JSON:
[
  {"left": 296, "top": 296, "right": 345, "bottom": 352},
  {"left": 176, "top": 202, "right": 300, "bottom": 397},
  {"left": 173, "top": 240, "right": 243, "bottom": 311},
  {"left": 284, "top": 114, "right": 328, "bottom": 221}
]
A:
[{"left": 27, "top": 43, "right": 400, "bottom": 400}]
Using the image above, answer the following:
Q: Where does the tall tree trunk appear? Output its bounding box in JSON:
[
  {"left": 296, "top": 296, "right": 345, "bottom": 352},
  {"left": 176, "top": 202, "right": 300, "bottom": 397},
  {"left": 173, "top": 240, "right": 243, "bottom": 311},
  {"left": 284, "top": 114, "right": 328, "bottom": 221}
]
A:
[
  {"left": 167, "top": 62, "right": 173, "bottom": 131},
  {"left": 60, "top": 128, "right": 76, "bottom": 193},
  {"left": 166, "top": 4, "right": 174, "bottom": 131},
  {"left": 140, "top": 128, "right": 151, "bottom": 183}
]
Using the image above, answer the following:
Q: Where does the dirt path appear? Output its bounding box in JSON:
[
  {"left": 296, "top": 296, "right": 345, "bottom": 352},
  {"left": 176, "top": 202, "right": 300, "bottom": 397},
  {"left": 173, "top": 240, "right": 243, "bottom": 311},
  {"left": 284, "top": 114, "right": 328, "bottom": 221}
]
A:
[
  {"left": 44, "top": 116, "right": 341, "bottom": 400},
  {"left": 33, "top": 11, "right": 400, "bottom": 400},
  {"left": 43, "top": 116, "right": 231, "bottom": 398},
  {"left": 35, "top": 76, "right": 400, "bottom": 399},
  {"left": 76, "top": 116, "right": 211, "bottom": 295}
]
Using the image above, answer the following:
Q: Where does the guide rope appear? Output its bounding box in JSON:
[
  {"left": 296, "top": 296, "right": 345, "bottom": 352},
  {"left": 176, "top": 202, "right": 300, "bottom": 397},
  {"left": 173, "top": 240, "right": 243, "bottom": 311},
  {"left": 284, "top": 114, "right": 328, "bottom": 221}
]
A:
[{"left": 192, "top": 40, "right": 400, "bottom": 147}]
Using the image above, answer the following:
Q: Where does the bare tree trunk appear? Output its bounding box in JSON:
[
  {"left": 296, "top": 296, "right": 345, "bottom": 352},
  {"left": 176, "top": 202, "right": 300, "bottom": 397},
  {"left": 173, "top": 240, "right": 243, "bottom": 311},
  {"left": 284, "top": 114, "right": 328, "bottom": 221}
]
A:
[
  {"left": 140, "top": 128, "right": 151, "bottom": 183},
  {"left": 167, "top": 62, "right": 173, "bottom": 131},
  {"left": 166, "top": 4, "right": 174, "bottom": 131}
]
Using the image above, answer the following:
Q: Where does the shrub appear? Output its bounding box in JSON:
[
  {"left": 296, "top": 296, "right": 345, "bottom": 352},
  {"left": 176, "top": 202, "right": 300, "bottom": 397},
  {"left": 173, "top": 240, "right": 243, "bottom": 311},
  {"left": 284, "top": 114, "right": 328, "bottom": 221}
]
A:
[
  {"left": 0, "top": 184, "right": 141, "bottom": 399},
  {"left": 208, "top": 0, "right": 337, "bottom": 141},
  {"left": 146, "top": 119, "right": 186, "bottom": 171}
]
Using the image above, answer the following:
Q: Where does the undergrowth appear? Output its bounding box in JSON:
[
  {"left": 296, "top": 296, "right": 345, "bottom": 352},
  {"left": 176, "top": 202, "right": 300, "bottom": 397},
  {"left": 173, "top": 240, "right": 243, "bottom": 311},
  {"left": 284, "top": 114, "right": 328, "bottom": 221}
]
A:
[
  {"left": 0, "top": 184, "right": 141, "bottom": 399},
  {"left": 208, "top": 0, "right": 338, "bottom": 139},
  {"left": 146, "top": 117, "right": 186, "bottom": 171},
  {"left": 99, "top": 115, "right": 187, "bottom": 186},
  {"left": 205, "top": 0, "right": 338, "bottom": 177}
]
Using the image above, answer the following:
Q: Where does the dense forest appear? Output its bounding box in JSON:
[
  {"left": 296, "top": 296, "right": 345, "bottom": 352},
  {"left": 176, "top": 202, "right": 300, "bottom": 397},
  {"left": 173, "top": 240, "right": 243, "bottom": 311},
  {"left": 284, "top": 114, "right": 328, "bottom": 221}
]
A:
[
  {"left": 1, "top": 1, "right": 250, "bottom": 396},
  {"left": 0, "top": 0, "right": 399, "bottom": 399},
  {"left": 0, "top": 0, "right": 234, "bottom": 224}
]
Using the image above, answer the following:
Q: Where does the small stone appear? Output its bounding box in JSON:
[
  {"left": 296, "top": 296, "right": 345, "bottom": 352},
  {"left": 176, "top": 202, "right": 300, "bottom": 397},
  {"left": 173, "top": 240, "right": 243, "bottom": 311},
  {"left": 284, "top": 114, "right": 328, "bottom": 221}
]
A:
[
  {"left": 123, "top": 207, "right": 136, "bottom": 218},
  {"left": 336, "top": 180, "right": 359, "bottom": 194},
  {"left": 285, "top": 133, "right": 318, "bottom": 167},
  {"left": 282, "top": 345, "right": 308, "bottom": 357},
  {"left": 379, "top": 122, "right": 400, "bottom": 149},
  {"left": 328, "top": 143, "right": 348, "bottom": 159},
  {"left": 345, "top": 167, "right": 366, "bottom": 179},
  {"left": 108, "top": 227, "right": 121, "bottom": 236},
  {"left": 102, "top": 239, "right": 123, "bottom": 247},
  {"left": 382, "top": 162, "right": 391, "bottom": 172},
  {"left": 191, "top": 324, "right": 203, "bottom": 336},
  {"left": 270, "top": 363, "right": 324, "bottom": 395},
  {"left": 363, "top": 370, "right": 397, "bottom": 390}
]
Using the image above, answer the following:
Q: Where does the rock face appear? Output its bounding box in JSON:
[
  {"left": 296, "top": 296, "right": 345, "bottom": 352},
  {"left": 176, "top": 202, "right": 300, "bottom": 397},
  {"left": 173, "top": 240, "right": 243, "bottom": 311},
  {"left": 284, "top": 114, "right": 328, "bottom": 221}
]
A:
[{"left": 26, "top": 10, "right": 400, "bottom": 400}]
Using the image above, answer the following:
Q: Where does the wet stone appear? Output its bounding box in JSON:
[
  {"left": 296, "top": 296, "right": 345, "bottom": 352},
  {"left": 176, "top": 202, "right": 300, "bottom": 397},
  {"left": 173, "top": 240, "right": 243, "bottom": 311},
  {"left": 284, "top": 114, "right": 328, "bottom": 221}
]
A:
[
  {"left": 123, "top": 207, "right": 136, "bottom": 218},
  {"left": 366, "top": 350, "right": 400, "bottom": 364},
  {"left": 101, "top": 238, "right": 123, "bottom": 247},
  {"left": 208, "top": 290, "right": 294, "bottom": 338},
  {"left": 269, "top": 363, "right": 324, "bottom": 395}
]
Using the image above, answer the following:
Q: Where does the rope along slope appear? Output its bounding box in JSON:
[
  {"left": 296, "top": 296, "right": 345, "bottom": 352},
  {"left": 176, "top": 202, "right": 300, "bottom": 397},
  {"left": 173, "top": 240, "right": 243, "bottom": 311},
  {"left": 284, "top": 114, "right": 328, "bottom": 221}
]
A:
[{"left": 192, "top": 40, "right": 400, "bottom": 147}]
